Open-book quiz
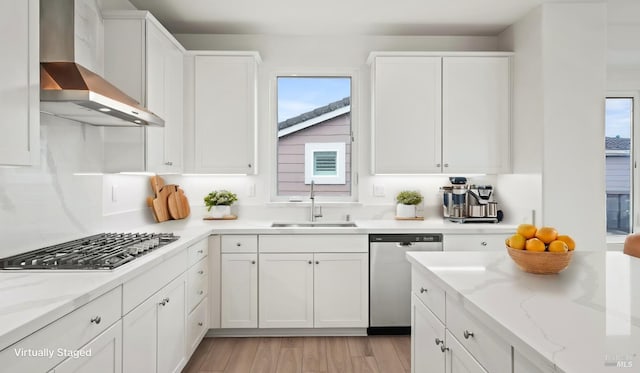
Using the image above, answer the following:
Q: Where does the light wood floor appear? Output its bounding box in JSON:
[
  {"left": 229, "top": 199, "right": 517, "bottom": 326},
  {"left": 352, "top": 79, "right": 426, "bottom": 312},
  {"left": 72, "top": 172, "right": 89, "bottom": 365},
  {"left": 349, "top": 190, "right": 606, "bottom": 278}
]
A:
[{"left": 182, "top": 336, "right": 411, "bottom": 373}]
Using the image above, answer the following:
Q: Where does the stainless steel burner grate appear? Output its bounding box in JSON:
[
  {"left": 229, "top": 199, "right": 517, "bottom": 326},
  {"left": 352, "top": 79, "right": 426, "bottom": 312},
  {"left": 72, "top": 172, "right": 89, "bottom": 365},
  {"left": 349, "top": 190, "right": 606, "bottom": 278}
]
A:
[{"left": 0, "top": 233, "right": 179, "bottom": 270}]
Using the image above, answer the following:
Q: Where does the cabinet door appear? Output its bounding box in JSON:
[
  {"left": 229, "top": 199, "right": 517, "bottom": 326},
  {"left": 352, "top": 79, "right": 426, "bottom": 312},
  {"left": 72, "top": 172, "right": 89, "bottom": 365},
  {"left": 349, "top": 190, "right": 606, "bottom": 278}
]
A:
[
  {"left": 411, "top": 294, "right": 445, "bottom": 373},
  {"left": 194, "top": 55, "right": 257, "bottom": 174},
  {"left": 0, "top": 0, "right": 39, "bottom": 166},
  {"left": 372, "top": 56, "right": 442, "bottom": 174},
  {"left": 146, "top": 21, "right": 183, "bottom": 173},
  {"left": 221, "top": 253, "right": 258, "bottom": 328},
  {"left": 54, "top": 321, "right": 122, "bottom": 373},
  {"left": 314, "top": 253, "right": 368, "bottom": 328},
  {"left": 442, "top": 57, "right": 510, "bottom": 174},
  {"left": 446, "top": 331, "right": 488, "bottom": 373},
  {"left": 259, "top": 253, "right": 314, "bottom": 328},
  {"left": 122, "top": 291, "right": 158, "bottom": 373},
  {"left": 157, "top": 274, "right": 187, "bottom": 373}
]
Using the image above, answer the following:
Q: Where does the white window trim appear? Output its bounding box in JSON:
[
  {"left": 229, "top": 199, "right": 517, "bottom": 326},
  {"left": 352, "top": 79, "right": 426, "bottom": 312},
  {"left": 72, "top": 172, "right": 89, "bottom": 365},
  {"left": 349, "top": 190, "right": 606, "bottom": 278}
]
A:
[
  {"left": 305, "top": 142, "right": 346, "bottom": 184},
  {"left": 271, "top": 71, "right": 359, "bottom": 203},
  {"left": 606, "top": 91, "right": 639, "bottom": 242}
]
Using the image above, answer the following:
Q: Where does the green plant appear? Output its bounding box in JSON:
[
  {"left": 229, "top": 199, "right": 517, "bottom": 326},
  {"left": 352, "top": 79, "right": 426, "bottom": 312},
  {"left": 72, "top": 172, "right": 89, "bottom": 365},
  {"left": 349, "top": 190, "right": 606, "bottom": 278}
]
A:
[
  {"left": 204, "top": 190, "right": 238, "bottom": 210},
  {"left": 396, "top": 190, "right": 423, "bottom": 205}
]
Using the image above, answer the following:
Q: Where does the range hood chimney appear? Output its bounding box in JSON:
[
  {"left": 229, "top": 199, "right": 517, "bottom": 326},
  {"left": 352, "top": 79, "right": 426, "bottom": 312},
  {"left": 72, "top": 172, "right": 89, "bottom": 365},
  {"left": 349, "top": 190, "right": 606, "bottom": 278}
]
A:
[{"left": 39, "top": 0, "right": 164, "bottom": 127}]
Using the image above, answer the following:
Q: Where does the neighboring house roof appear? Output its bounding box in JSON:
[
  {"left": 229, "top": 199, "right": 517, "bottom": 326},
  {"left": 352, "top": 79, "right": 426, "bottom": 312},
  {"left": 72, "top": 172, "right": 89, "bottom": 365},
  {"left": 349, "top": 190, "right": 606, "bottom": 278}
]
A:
[
  {"left": 278, "top": 97, "right": 350, "bottom": 137},
  {"left": 606, "top": 136, "right": 630, "bottom": 151}
]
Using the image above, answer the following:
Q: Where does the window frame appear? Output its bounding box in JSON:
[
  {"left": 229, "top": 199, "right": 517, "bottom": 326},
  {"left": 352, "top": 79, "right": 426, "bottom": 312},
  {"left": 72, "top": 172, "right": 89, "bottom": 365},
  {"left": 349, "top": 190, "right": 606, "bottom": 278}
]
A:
[
  {"left": 605, "top": 92, "right": 639, "bottom": 238},
  {"left": 271, "top": 71, "right": 359, "bottom": 203}
]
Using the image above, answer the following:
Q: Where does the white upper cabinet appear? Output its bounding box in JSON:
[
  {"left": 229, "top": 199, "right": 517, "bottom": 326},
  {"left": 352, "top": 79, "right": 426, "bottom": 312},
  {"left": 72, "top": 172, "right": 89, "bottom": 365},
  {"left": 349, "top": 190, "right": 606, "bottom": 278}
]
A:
[
  {"left": 103, "top": 11, "right": 184, "bottom": 173},
  {"left": 442, "top": 57, "right": 510, "bottom": 174},
  {"left": 184, "top": 52, "right": 260, "bottom": 174},
  {"left": 0, "top": 0, "right": 39, "bottom": 166},
  {"left": 369, "top": 52, "right": 511, "bottom": 175},
  {"left": 372, "top": 56, "right": 442, "bottom": 174}
]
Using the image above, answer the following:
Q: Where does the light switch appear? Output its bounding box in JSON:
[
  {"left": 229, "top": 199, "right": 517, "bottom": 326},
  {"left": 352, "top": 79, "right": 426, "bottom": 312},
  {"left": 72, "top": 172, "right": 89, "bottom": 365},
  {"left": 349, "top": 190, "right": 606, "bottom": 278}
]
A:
[
  {"left": 373, "top": 184, "right": 385, "bottom": 197},
  {"left": 247, "top": 183, "right": 256, "bottom": 197},
  {"left": 111, "top": 184, "right": 118, "bottom": 202}
]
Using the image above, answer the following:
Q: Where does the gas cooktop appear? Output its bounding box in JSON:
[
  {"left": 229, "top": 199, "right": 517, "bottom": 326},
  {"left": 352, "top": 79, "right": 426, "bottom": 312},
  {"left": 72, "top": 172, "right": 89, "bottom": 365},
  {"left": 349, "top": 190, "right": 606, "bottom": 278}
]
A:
[{"left": 0, "top": 232, "right": 179, "bottom": 270}]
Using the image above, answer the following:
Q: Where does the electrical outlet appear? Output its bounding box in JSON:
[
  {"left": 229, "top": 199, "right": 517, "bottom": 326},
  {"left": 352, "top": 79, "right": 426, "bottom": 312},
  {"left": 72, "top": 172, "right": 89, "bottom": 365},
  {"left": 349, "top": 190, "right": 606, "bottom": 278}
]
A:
[
  {"left": 373, "top": 184, "right": 385, "bottom": 197},
  {"left": 111, "top": 184, "right": 118, "bottom": 202},
  {"left": 247, "top": 183, "right": 256, "bottom": 197}
]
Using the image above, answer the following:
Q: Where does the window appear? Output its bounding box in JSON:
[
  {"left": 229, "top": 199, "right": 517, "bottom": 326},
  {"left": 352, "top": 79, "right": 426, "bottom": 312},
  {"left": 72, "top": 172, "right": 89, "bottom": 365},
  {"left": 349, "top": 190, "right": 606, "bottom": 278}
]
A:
[
  {"left": 605, "top": 97, "right": 634, "bottom": 235},
  {"left": 276, "top": 76, "right": 352, "bottom": 198}
]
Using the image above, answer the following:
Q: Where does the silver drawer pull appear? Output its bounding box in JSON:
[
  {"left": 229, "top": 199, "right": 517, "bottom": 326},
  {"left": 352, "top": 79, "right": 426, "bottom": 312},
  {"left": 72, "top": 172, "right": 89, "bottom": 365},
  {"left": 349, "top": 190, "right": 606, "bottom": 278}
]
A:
[
  {"left": 251, "top": 260, "right": 256, "bottom": 264},
  {"left": 308, "top": 260, "right": 313, "bottom": 264},
  {"left": 236, "top": 242, "right": 242, "bottom": 246},
  {"left": 420, "top": 287, "right": 427, "bottom": 294},
  {"left": 159, "top": 297, "right": 170, "bottom": 306},
  {"left": 440, "top": 344, "right": 449, "bottom": 353},
  {"left": 315, "top": 261, "right": 319, "bottom": 264},
  {"left": 197, "top": 250, "right": 204, "bottom": 254},
  {"left": 90, "top": 316, "right": 101, "bottom": 325},
  {"left": 198, "top": 270, "right": 204, "bottom": 275},
  {"left": 198, "top": 290, "right": 204, "bottom": 295},
  {"left": 480, "top": 241, "right": 487, "bottom": 246},
  {"left": 198, "top": 322, "right": 203, "bottom": 326},
  {"left": 164, "top": 161, "right": 173, "bottom": 166},
  {"left": 435, "top": 338, "right": 443, "bottom": 346},
  {"left": 463, "top": 330, "right": 475, "bottom": 339}
]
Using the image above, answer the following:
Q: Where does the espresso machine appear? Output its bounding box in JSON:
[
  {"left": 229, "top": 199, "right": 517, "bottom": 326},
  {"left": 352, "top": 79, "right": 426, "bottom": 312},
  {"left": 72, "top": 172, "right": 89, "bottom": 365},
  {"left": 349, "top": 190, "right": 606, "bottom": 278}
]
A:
[{"left": 440, "top": 177, "right": 499, "bottom": 223}]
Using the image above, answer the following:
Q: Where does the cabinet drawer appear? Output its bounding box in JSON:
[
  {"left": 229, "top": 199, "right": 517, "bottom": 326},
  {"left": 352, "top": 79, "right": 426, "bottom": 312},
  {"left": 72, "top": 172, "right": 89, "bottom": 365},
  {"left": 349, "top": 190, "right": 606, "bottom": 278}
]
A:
[
  {"left": 123, "top": 248, "right": 188, "bottom": 314},
  {"left": 411, "top": 267, "right": 445, "bottom": 322},
  {"left": 187, "top": 258, "right": 209, "bottom": 312},
  {"left": 444, "top": 234, "right": 506, "bottom": 251},
  {"left": 188, "top": 238, "right": 209, "bottom": 266},
  {"left": 221, "top": 235, "right": 258, "bottom": 253},
  {"left": 259, "top": 234, "right": 367, "bottom": 253},
  {"left": 0, "top": 286, "right": 122, "bottom": 373},
  {"left": 446, "top": 296, "right": 511, "bottom": 372},
  {"left": 187, "top": 297, "right": 209, "bottom": 356}
]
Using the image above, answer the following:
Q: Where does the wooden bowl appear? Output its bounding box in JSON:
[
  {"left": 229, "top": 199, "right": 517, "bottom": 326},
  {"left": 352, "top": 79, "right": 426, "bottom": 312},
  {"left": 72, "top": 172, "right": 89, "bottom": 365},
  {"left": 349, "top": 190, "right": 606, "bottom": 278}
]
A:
[{"left": 506, "top": 246, "right": 573, "bottom": 274}]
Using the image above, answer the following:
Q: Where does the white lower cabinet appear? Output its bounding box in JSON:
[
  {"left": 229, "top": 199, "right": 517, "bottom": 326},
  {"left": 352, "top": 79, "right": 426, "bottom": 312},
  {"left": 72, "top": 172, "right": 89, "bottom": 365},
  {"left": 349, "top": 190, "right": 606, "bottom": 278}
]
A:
[
  {"left": 123, "top": 273, "right": 186, "bottom": 373},
  {"left": 259, "top": 253, "right": 314, "bottom": 328},
  {"left": 53, "top": 321, "right": 122, "bottom": 373},
  {"left": 221, "top": 253, "right": 258, "bottom": 328},
  {"left": 258, "top": 251, "right": 368, "bottom": 328},
  {"left": 446, "top": 330, "right": 487, "bottom": 373},
  {"left": 186, "top": 297, "right": 209, "bottom": 356},
  {"left": 411, "top": 294, "right": 445, "bottom": 373}
]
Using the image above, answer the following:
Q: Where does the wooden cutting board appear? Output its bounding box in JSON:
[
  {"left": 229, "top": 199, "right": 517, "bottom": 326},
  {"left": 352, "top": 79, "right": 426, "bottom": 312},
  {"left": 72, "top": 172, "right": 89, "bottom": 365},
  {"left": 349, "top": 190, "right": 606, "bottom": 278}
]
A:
[
  {"left": 168, "top": 187, "right": 190, "bottom": 220},
  {"left": 152, "top": 185, "right": 173, "bottom": 222}
]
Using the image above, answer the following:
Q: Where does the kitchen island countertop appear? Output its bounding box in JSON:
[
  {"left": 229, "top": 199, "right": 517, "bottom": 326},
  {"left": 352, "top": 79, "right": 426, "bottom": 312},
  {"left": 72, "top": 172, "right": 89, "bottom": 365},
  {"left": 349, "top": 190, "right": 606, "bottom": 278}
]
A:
[{"left": 406, "top": 250, "right": 640, "bottom": 372}]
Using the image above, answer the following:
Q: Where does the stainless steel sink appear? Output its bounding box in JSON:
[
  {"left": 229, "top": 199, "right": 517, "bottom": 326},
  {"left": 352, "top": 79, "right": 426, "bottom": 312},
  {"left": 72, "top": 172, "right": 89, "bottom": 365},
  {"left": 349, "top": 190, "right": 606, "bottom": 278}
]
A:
[{"left": 271, "top": 222, "right": 357, "bottom": 228}]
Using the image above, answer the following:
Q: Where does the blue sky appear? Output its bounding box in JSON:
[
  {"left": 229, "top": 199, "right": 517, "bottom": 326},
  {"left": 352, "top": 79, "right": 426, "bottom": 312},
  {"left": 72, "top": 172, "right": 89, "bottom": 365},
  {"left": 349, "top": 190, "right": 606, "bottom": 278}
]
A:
[
  {"left": 277, "top": 77, "right": 351, "bottom": 122},
  {"left": 606, "top": 98, "right": 633, "bottom": 138}
]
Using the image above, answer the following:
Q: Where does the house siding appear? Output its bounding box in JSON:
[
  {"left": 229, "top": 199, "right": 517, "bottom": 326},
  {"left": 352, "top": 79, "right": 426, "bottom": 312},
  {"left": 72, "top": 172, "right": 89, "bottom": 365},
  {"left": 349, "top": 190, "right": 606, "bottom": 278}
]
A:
[
  {"left": 277, "top": 113, "right": 351, "bottom": 196},
  {"left": 605, "top": 155, "right": 631, "bottom": 193}
]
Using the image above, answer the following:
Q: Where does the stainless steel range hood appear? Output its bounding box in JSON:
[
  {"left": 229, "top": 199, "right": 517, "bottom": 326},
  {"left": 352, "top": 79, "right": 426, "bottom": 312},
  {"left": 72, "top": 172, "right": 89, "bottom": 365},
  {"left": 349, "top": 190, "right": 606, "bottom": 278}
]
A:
[{"left": 39, "top": 0, "right": 164, "bottom": 127}]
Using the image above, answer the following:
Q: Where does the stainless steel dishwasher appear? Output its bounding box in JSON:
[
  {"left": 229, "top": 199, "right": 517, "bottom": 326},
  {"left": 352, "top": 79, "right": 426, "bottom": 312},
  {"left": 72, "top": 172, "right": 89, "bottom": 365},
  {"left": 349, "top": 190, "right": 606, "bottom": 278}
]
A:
[{"left": 368, "top": 233, "right": 443, "bottom": 335}]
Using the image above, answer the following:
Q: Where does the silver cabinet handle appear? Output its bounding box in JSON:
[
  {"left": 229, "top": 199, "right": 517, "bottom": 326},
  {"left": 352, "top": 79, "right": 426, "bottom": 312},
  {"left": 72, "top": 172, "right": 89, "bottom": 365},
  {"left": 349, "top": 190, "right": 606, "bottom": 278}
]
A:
[
  {"left": 420, "top": 287, "right": 427, "bottom": 294},
  {"left": 198, "top": 270, "right": 204, "bottom": 275},
  {"left": 440, "top": 344, "right": 449, "bottom": 352},
  {"left": 315, "top": 261, "right": 319, "bottom": 265},
  {"left": 164, "top": 161, "right": 173, "bottom": 166},
  {"left": 198, "top": 322, "right": 203, "bottom": 326},
  {"left": 90, "top": 316, "right": 101, "bottom": 324},
  {"left": 251, "top": 260, "right": 256, "bottom": 264},
  {"left": 159, "top": 297, "right": 170, "bottom": 306},
  {"left": 435, "top": 338, "right": 443, "bottom": 346},
  {"left": 463, "top": 330, "right": 474, "bottom": 339},
  {"left": 480, "top": 241, "right": 487, "bottom": 246},
  {"left": 198, "top": 290, "right": 204, "bottom": 295},
  {"left": 236, "top": 242, "right": 242, "bottom": 246},
  {"left": 444, "top": 163, "right": 449, "bottom": 168},
  {"left": 197, "top": 250, "right": 204, "bottom": 254},
  {"left": 436, "top": 163, "right": 441, "bottom": 168},
  {"left": 248, "top": 164, "right": 252, "bottom": 168},
  {"left": 308, "top": 260, "right": 313, "bottom": 264}
]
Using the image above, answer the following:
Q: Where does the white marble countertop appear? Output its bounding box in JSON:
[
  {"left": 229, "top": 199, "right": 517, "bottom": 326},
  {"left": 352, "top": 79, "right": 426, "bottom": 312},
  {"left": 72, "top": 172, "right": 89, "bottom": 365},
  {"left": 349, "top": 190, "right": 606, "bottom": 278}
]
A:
[
  {"left": 406, "top": 251, "right": 640, "bottom": 372},
  {"left": 0, "top": 216, "right": 515, "bottom": 352}
]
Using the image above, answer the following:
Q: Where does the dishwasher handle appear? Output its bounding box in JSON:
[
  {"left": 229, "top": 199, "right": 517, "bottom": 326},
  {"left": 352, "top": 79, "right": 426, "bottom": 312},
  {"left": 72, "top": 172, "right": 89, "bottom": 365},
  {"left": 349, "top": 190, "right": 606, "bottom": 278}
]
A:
[{"left": 397, "top": 242, "right": 413, "bottom": 247}]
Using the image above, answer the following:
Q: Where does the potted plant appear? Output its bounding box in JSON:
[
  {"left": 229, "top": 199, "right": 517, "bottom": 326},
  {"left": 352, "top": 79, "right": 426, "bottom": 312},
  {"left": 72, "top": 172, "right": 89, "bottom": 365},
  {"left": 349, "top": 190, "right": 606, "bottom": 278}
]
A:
[
  {"left": 204, "top": 190, "right": 238, "bottom": 218},
  {"left": 396, "top": 190, "right": 423, "bottom": 218}
]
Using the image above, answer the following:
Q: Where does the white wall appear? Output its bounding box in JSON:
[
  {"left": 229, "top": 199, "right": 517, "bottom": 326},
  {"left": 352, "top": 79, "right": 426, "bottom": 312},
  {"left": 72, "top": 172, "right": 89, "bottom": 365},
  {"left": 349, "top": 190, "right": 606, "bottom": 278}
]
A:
[
  {"left": 498, "top": 2, "right": 607, "bottom": 249},
  {"left": 176, "top": 33, "right": 503, "bottom": 220},
  {"left": 607, "top": 0, "right": 640, "bottom": 91}
]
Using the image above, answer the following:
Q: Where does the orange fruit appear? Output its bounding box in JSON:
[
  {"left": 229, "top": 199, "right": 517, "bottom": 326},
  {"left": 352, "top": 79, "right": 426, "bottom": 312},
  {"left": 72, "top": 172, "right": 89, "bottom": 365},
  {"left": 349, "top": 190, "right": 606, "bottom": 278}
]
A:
[
  {"left": 525, "top": 238, "right": 546, "bottom": 252},
  {"left": 535, "top": 227, "right": 558, "bottom": 244},
  {"left": 517, "top": 224, "right": 537, "bottom": 239},
  {"left": 507, "top": 234, "right": 526, "bottom": 250},
  {"left": 548, "top": 240, "right": 568, "bottom": 253},
  {"left": 557, "top": 235, "right": 575, "bottom": 251}
]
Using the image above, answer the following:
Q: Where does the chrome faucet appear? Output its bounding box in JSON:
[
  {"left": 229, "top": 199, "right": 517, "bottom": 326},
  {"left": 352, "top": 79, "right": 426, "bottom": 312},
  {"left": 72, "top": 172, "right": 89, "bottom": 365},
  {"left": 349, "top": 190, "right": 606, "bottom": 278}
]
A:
[{"left": 309, "top": 180, "right": 323, "bottom": 222}]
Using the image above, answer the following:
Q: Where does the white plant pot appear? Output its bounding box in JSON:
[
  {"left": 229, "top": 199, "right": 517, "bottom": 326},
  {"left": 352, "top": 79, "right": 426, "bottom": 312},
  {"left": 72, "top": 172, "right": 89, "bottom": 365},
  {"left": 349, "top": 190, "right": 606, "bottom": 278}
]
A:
[
  {"left": 396, "top": 204, "right": 416, "bottom": 218},
  {"left": 210, "top": 205, "right": 231, "bottom": 218}
]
